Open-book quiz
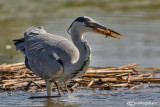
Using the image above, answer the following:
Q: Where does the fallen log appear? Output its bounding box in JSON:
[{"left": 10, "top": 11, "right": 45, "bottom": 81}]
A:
[
  {"left": 130, "top": 76, "right": 143, "bottom": 82},
  {"left": 9, "top": 82, "right": 29, "bottom": 89},
  {"left": 115, "top": 73, "right": 129, "bottom": 77},
  {"left": 118, "top": 63, "right": 138, "bottom": 70},
  {"left": 86, "top": 69, "right": 133, "bottom": 74},
  {"left": 143, "top": 77, "right": 160, "bottom": 82}
]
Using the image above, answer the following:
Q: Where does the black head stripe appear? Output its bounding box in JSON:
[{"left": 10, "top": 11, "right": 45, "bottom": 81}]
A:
[
  {"left": 67, "top": 22, "right": 74, "bottom": 34},
  {"left": 67, "top": 16, "right": 91, "bottom": 34},
  {"left": 74, "top": 16, "right": 90, "bottom": 22}
]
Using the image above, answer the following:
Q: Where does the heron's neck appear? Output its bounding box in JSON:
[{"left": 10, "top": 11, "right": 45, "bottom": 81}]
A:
[{"left": 70, "top": 30, "right": 91, "bottom": 70}]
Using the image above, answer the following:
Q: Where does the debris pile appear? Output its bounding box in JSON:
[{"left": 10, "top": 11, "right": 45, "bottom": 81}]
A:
[{"left": 0, "top": 62, "right": 160, "bottom": 92}]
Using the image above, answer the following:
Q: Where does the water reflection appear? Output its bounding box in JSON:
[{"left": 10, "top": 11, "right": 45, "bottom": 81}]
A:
[
  {"left": 43, "top": 98, "right": 79, "bottom": 107},
  {"left": 0, "top": 91, "right": 80, "bottom": 106}
]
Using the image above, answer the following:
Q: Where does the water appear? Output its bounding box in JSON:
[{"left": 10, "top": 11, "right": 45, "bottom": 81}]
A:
[
  {"left": 0, "top": 84, "right": 160, "bottom": 107},
  {"left": 0, "top": 11, "right": 160, "bottom": 67}
]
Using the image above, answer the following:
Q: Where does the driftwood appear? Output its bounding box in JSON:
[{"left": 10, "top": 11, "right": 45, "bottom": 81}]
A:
[
  {"left": 0, "top": 62, "right": 160, "bottom": 93},
  {"left": 117, "top": 63, "right": 138, "bottom": 69}
]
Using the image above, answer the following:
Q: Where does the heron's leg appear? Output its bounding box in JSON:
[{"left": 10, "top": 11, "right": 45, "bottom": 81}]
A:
[
  {"left": 65, "top": 83, "right": 70, "bottom": 92},
  {"left": 45, "top": 80, "right": 53, "bottom": 96},
  {"left": 54, "top": 81, "right": 63, "bottom": 96}
]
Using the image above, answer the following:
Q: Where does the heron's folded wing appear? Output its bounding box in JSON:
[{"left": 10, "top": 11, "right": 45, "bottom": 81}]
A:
[{"left": 30, "top": 49, "right": 63, "bottom": 80}]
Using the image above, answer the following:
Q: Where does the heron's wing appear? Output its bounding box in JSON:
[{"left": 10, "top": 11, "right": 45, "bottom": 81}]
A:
[
  {"left": 21, "top": 26, "right": 79, "bottom": 79},
  {"left": 13, "top": 37, "right": 64, "bottom": 79},
  {"left": 24, "top": 26, "right": 47, "bottom": 37},
  {"left": 29, "top": 49, "right": 63, "bottom": 80},
  {"left": 14, "top": 26, "right": 79, "bottom": 79},
  {"left": 24, "top": 26, "right": 79, "bottom": 66}
]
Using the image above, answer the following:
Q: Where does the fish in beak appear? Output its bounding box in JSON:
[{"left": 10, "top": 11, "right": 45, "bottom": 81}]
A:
[{"left": 85, "top": 21, "right": 122, "bottom": 39}]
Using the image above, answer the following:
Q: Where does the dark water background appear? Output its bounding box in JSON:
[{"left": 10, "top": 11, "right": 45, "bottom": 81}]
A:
[{"left": 0, "top": 0, "right": 160, "bottom": 106}]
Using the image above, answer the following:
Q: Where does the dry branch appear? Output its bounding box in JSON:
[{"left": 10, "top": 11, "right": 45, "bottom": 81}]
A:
[
  {"left": 87, "top": 80, "right": 94, "bottom": 88},
  {"left": 86, "top": 69, "right": 133, "bottom": 74},
  {"left": 118, "top": 63, "right": 138, "bottom": 69}
]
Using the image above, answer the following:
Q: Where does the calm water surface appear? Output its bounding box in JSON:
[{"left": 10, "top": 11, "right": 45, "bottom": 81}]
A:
[
  {"left": 0, "top": 83, "right": 160, "bottom": 107},
  {"left": 0, "top": 12, "right": 160, "bottom": 67}
]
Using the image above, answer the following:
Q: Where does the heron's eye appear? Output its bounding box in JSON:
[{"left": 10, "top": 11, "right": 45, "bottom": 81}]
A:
[{"left": 84, "top": 21, "right": 89, "bottom": 25}]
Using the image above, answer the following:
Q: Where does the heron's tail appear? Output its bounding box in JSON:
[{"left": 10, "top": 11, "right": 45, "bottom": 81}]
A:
[
  {"left": 13, "top": 38, "right": 32, "bottom": 70},
  {"left": 13, "top": 38, "right": 26, "bottom": 56}
]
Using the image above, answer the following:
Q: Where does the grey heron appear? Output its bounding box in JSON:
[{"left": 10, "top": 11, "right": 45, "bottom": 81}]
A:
[{"left": 13, "top": 16, "right": 121, "bottom": 96}]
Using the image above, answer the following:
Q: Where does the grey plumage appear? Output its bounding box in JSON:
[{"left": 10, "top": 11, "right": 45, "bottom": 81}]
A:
[
  {"left": 14, "top": 25, "right": 87, "bottom": 95},
  {"left": 13, "top": 16, "right": 121, "bottom": 96}
]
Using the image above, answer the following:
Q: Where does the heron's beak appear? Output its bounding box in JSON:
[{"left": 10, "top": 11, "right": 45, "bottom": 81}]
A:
[{"left": 91, "top": 23, "right": 122, "bottom": 39}]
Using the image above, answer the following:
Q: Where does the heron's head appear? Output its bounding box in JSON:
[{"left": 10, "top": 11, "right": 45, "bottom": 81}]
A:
[{"left": 67, "top": 16, "right": 122, "bottom": 39}]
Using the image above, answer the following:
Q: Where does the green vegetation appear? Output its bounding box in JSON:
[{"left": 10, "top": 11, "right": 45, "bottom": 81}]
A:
[
  {"left": 63, "top": 0, "right": 160, "bottom": 11},
  {"left": 0, "top": 0, "right": 160, "bottom": 20}
]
